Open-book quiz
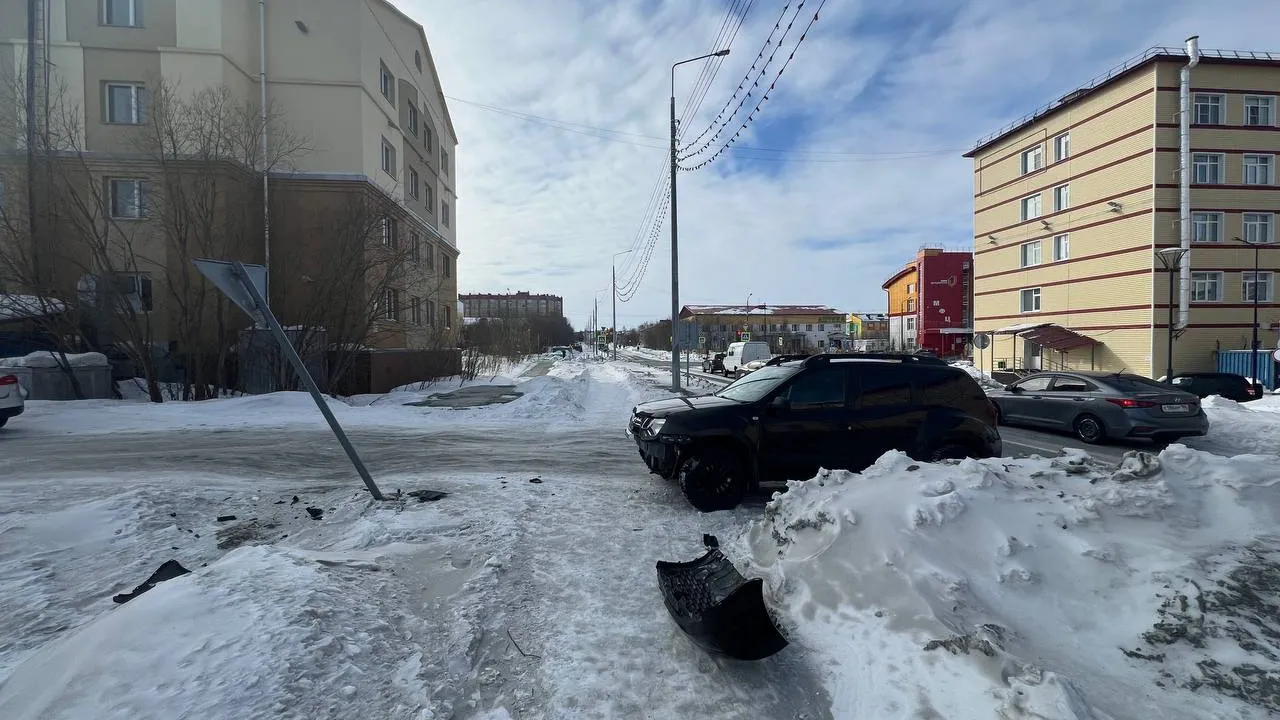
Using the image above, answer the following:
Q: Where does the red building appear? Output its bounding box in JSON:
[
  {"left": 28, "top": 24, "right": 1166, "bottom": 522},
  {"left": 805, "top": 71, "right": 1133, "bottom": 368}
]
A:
[{"left": 882, "top": 249, "right": 973, "bottom": 357}]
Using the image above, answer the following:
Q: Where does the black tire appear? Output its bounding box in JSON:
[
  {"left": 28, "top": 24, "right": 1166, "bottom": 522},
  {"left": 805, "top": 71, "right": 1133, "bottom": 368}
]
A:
[
  {"left": 927, "top": 444, "right": 971, "bottom": 462},
  {"left": 1073, "top": 414, "right": 1106, "bottom": 444},
  {"left": 678, "top": 447, "right": 749, "bottom": 512}
]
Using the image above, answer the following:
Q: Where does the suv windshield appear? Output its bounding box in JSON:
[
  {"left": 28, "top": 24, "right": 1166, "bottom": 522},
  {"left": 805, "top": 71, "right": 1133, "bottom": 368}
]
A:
[{"left": 713, "top": 365, "right": 798, "bottom": 402}]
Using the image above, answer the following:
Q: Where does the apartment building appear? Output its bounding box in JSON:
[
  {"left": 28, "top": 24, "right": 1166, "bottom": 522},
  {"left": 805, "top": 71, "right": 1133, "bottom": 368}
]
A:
[
  {"left": 966, "top": 45, "right": 1280, "bottom": 377},
  {"left": 0, "top": 0, "right": 459, "bottom": 352},
  {"left": 461, "top": 292, "right": 565, "bottom": 320},
  {"left": 680, "top": 304, "right": 846, "bottom": 353},
  {"left": 881, "top": 248, "right": 974, "bottom": 356}
]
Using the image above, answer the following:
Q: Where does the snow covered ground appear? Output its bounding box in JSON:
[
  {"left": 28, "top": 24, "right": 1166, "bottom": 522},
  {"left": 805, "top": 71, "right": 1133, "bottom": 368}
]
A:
[{"left": 3, "top": 356, "right": 1280, "bottom": 719}]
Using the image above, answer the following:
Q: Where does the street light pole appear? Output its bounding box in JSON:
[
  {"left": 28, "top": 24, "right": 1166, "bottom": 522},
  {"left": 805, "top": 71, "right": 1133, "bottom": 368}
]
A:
[
  {"left": 670, "top": 48, "right": 730, "bottom": 391},
  {"left": 1157, "top": 247, "right": 1189, "bottom": 381},
  {"left": 612, "top": 249, "right": 633, "bottom": 360}
]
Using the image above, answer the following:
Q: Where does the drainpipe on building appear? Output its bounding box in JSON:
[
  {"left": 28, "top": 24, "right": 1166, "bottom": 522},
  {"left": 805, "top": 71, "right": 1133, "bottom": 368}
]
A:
[
  {"left": 260, "top": 0, "right": 271, "bottom": 311},
  {"left": 1176, "top": 35, "right": 1201, "bottom": 331}
]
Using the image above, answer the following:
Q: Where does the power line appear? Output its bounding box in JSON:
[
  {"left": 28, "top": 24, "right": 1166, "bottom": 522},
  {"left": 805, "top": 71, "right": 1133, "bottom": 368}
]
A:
[
  {"left": 681, "top": 0, "right": 830, "bottom": 172},
  {"left": 679, "top": 0, "right": 796, "bottom": 152},
  {"left": 679, "top": 0, "right": 754, "bottom": 132}
]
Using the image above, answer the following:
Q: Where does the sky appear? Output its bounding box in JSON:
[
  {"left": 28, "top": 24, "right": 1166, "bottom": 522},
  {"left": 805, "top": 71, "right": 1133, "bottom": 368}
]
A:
[{"left": 404, "top": 0, "right": 1280, "bottom": 329}]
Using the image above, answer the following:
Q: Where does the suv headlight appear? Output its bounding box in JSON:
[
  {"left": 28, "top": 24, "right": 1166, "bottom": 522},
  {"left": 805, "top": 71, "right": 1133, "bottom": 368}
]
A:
[{"left": 645, "top": 418, "right": 666, "bottom": 438}]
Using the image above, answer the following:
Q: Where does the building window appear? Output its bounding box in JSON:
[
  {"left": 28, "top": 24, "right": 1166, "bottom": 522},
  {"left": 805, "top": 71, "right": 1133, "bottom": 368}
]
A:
[
  {"left": 1243, "top": 272, "right": 1275, "bottom": 303},
  {"left": 424, "top": 124, "right": 433, "bottom": 152},
  {"left": 441, "top": 254, "right": 452, "bottom": 278},
  {"left": 1194, "top": 93, "right": 1224, "bottom": 125},
  {"left": 380, "top": 217, "right": 397, "bottom": 247},
  {"left": 442, "top": 200, "right": 451, "bottom": 228},
  {"left": 424, "top": 242, "right": 435, "bottom": 268},
  {"left": 1053, "top": 132, "right": 1070, "bottom": 162},
  {"left": 442, "top": 304, "right": 452, "bottom": 328},
  {"left": 1243, "top": 212, "right": 1274, "bottom": 244},
  {"left": 1020, "top": 288, "right": 1041, "bottom": 313},
  {"left": 1244, "top": 154, "right": 1274, "bottom": 185},
  {"left": 379, "top": 62, "right": 394, "bottom": 103},
  {"left": 905, "top": 316, "right": 916, "bottom": 332},
  {"left": 411, "top": 296, "right": 422, "bottom": 324},
  {"left": 102, "top": 0, "right": 140, "bottom": 27},
  {"left": 411, "top": 232, "right": 421, "bottom": 264},
  {"left": 381, "top": 139, "right": 396, "bottom": 177},
  {"left": 106, "top": 83, "right": 147, "bottom": 124},
  {"left": 407, "top": 104, "right": 419, "bottom": 136},
  {"left": 1244, "top": 95, "right": 1276, "bottom": 126},
  {"left": 116, "top": 273, "right": 153, "bottom": 312},
  {"left": 1192, "top": 211, "right": 1224, "bottom": 243},
  {"left": 1020, "top": 193, "right": 1041, "bottom": 221},
  {"left": 1053, "top": 233, "right": 1070, "bottom": 261},
  {"left": 441, "top": 149, "right": 450, "bottom": 176},
  {"left": 408, "top": 167, "right": 419, "bottom": 199},
  {"left": 805, "top": 324, "right": 813, "bottom": 332},
  {"left": 1020, "top": 240, "right": 1042, "bottom": 267},
  {"left": 380, "top": 289, "right": 400, "bottom": 321},
  {"left": 108, "top": 178, "right": 148, "bottom": 218},
  {"left": 424, "top": 182, "right": 434, "bottom": 210},
  {"left": 905, "top": 299, "right": 916, "bottom": 312},
  {"left": 425, "top": 299, "right": 436, "bottom": 326},
  {"left": 1191, "top": 153, "right": 1224, "bottom": 184},
  {"left": 818, "top": 324, "right": 825, "bottom": 331},
  {"left": 1053, "top": 183, "right": 1070, "bottom": 211},
  {"left": 1191, "top": 271, "right": 1223, "bottom": 302},
  {"left": 1020, "top": 145, "right": 1043, "bottom": 175},
  {"left": 906, "top": 283, "right": 915, "bottom": 293},
  {"left": 414, "top": 50, "right": 422, "bottom": 72}
]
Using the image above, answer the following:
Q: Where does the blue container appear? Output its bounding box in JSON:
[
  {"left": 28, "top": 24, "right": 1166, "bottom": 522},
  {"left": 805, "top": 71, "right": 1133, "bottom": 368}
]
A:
[{"left": 1217, "top": 349, "right": 1279, "bottom": 390}]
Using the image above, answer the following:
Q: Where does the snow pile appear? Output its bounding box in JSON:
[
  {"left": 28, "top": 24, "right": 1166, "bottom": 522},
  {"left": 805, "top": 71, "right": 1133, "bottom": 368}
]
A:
[
  {"left": 0, "top": 351, "right": 109, "bottom": 369},
  {"left": 950, "top": 359, "right": 1003, "bottom": 389},
  {"left": 1191, "top": 395, "right": 1280, "bottom": 456},
  {"left": 731, "top": 448, "right": 1280, "bottom": 720},
  {"left": 0, "top": 295, "right": 65, "bottom": 322}
]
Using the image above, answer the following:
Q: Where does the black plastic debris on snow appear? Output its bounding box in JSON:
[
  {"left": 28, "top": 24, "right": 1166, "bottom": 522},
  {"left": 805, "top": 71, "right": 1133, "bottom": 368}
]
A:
[
  {"left": 306, "top": 507, "right": 324, "bottom": 520},
  {"left": 406, "top": 489, "right": 448, "bottom": 503},
  {"left": 113, "top": 560, "right": 192, "bottom": 604},
  {"left": 529, "top": 477, "right": 543, "bottom": 484},
  {"left": 216, "top": 514, "right": 237, "bottom": 522}
]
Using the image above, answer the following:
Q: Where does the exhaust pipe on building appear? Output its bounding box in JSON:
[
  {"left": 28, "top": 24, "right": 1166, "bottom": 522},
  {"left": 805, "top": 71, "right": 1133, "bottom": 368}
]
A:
[{"left": 1177, "top": 36, "right": 1201, "bottom": 332}]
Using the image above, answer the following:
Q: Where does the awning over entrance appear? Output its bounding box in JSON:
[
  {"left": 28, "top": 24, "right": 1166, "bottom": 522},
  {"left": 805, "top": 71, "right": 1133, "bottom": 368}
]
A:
[{"left": 1015, "top": 324, "right": 1100, "bottom": 352}]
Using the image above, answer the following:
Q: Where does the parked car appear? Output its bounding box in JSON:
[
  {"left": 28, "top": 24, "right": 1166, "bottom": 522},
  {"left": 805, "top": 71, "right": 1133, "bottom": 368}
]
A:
[
  {"left": 990, "top": 371, "right": 1207, "bottom": 445},
  {"left": 722, "top": 341, "right": 771, "bottom": 377},
  {"left": 740, "top": 358, "right": 770, "bottom": 375},
  {"left": 626, "top": 353, "right": 1002, "bottom": 512},
  {"left": 0, "top": 373, "right": 26, "bottom": 428},
  {"left": 701, "top": 353, "right": 726, "bottom": 374},
  {"left": 1167, "top": 372, "right": 1262, "bottom": 403}
]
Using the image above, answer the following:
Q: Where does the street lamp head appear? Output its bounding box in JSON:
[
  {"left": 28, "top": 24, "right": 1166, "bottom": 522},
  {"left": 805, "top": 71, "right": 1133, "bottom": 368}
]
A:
[
  {"left": 713, "top": 49, "right": 730, "bottom": 57},
  {"left": 1156, "top": 247, "right": 1188, "bottom": 269}
]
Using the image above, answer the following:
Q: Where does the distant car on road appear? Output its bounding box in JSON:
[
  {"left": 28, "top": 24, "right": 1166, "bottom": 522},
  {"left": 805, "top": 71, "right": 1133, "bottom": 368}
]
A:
[
  {"left": 1167, "top": 372, "right": 1262, "bottom": 403},
  {"left": 701, "top": 353, "right": 725, "bottom": 374},
  {"left": 627, "top": 353, "right": 1002, "bottom": 512},
  {"left": 0, "top": 373, "right": 26, "bottom": 428},
  {"left": 990, "top": 371, "right": 1207, "bottom": 445}
]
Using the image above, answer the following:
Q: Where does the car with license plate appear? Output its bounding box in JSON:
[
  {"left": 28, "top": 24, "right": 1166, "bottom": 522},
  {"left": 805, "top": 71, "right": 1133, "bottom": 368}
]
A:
[
  {"left": 626, "top": 353, "right": 1002, "bottom": 511},
  {"left": 0, "top": 372, "right": 26, "bottom": 428},
  {"left": 990, "top": 371, "right": 1207, "bottom": 444}
]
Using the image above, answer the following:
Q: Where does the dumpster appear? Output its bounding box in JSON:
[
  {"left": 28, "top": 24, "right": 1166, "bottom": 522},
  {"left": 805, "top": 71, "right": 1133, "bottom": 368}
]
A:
[{"left": 1217, "top": 349, "right": 1278, "bottom": 390}]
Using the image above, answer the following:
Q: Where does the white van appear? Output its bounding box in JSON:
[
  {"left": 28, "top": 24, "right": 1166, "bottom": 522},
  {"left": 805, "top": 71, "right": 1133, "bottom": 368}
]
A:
[{"left": 722, "top": 341, "right": 772, "bottom": 377}]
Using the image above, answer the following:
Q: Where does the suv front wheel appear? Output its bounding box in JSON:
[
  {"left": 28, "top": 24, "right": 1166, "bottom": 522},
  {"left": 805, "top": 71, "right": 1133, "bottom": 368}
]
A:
[{"left": 678, "top": 446, "right": 749, "bottom": 512}]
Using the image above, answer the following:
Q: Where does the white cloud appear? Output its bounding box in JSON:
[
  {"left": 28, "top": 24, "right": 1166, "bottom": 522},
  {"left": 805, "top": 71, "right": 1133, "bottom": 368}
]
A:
[{"left": 406, "top": 0, "right": 1279, "bottom": 328}]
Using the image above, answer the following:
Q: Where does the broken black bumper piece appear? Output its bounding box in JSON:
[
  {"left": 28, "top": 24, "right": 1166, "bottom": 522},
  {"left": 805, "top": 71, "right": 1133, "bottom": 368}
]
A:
[{"left": 655, "top": 535, "right": 789, "bottom": 661}]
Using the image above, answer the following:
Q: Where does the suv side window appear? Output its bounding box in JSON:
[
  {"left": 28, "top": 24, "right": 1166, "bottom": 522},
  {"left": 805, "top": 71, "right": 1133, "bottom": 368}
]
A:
[
  {"left": 857, "top": 368, "right": 912, "bottom": 408},
  {"left": 915, "top": 368, "right": 971, "bottom": 406},
  {"left": 784, "top": 368, "right": 847, "bottom": 410}
]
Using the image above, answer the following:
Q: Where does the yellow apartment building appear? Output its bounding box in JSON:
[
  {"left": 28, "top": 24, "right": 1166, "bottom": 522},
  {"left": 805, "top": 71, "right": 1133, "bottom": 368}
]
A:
[{"left": 966, "top": 44, "right": 1280, "bottom": 377}]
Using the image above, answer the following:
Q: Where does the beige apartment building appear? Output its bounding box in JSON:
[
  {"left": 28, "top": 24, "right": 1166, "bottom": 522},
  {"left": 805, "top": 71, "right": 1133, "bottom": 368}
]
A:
[
  {"left": 966, "top": 45, "right": 1280, "bottom": 378},
  {"left": 0, "top": 0, "right": 459, "bottom": 352}
]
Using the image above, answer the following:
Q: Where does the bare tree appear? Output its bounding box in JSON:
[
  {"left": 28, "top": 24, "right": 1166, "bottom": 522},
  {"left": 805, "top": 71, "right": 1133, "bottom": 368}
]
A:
[{"left": 135, "top": 80, "right": 309, "bottom": 399}]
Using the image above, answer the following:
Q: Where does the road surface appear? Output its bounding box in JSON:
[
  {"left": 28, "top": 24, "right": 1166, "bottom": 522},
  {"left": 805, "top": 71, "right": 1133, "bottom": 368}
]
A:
[{"left": 616, "top": 349, "right": 1144, "bottom": 465}]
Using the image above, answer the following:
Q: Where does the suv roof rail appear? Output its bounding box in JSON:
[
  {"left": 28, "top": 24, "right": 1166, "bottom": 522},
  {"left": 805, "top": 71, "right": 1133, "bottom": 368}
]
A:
[
  {"left": 803, "top": 353, "right": 949, "bottom": 367},
  {"left": 763, "top": 353, "right": 814, "bottom": 367}
]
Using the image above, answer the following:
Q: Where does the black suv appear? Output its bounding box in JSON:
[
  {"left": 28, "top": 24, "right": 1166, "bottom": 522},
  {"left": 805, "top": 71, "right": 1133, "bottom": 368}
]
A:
[
  {"left": 1167, "top": 372, "right": 1262, "bottom": 403},
  {"left": 627, "top": 354, "right": 1002, "bottom": 512}
]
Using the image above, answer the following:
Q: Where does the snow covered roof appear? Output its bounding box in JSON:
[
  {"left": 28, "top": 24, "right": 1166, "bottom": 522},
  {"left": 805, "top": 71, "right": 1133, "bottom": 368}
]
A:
[
  {"left": 681, "top": 304, "right": 843, "bottom": 318},
  {"left": 852, "top": 313, "right": 888, "bottom": 322},
  {"left": 0, "top": 294, "right": 67, "bottom": 322}
]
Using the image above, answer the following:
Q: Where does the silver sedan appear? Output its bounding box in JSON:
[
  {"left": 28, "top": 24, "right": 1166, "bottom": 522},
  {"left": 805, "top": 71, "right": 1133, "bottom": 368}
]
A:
[{"left": 990, "top": 371, "right": 1208, "bottom": 445}]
